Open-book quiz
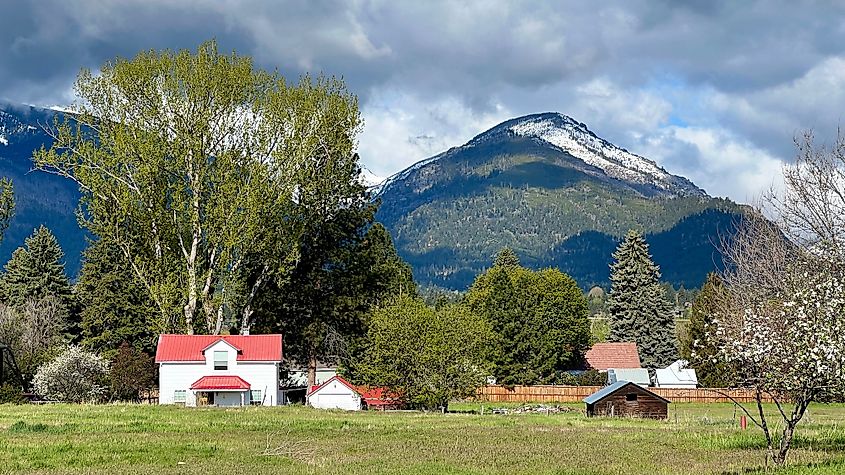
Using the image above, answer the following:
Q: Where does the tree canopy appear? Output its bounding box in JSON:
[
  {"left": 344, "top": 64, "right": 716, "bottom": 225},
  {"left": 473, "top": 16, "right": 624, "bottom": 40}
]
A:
[{"left": 35, "top": 40, "right": 362, "bottom": 334}]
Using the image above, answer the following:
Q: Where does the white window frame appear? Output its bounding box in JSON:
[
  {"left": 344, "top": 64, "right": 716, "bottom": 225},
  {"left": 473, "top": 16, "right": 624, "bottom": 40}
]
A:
[
  {"left": 213, "top": 350, "right": 228, "bottom": 370},
  {"left": 250, "top": 389, "right": 262, "bottom": 405},
  {"left": 174, "top": 390, "right": 186, "bottom": 404}
]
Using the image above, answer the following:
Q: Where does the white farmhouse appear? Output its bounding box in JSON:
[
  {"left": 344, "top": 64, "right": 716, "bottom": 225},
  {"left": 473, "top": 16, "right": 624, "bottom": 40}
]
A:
[{"left": 155, "top": 334, "right": 284, "bottom": 407}]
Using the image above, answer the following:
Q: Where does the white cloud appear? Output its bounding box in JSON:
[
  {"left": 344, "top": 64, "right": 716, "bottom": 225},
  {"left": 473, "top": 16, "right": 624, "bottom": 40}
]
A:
[{"left": 357, "top": 90, "right": 510, "bottom": 178}]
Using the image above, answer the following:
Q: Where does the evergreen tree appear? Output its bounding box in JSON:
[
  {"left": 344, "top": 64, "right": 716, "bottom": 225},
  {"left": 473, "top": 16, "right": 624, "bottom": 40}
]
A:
[
  {"left": 1, "top": 226, "right": 74, "bottom": 313},
  {"left": 680, "top": 273, "right": 734, "bottom": 387},
  {"left": 493, "top": 247, "right": 520, "bottom": 268},
  {"left": 466, "top": 257, "right": 591, "bottom": 385},
  {"left": 607, "top": 229, "right": 677, "bottom": 367},
  {"left": 77, "top": 239, "right": 159, "bottom": 356}
]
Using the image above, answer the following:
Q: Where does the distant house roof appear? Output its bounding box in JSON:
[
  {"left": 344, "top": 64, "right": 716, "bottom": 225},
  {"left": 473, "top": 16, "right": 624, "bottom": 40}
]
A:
[
  {"left": 607, "top": 368, "right": 651, "bottom": 387},
  {"left": 584, "top": 343, "right": 641, "bottom": 371},
  {"left": 583, "top": 381, "right": 671, "bottom": 405},
  {"left": 155, "top": 334, "right": 283, "bottom": 362},
  {"left": 655, "top": 359, "right": 698, "bottom": 387},
  {"left": 190, "top": 375, "right": 251, "bottom": 390}
]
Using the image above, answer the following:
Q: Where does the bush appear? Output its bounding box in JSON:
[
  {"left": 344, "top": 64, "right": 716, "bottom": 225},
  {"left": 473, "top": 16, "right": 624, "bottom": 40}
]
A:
[
  {"left": 32, "top": 346, "right": 109, "bottom": 403},
  {"left": 109, "top": 343, "right": 156, "bottom": 401},
  {"left": 0, "top": 383, "right": 26, "bottom": 404}
]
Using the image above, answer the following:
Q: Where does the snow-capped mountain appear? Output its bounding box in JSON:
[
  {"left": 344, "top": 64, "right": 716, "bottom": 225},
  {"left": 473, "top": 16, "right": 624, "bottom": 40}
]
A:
[{"left": 374, "top": 112, "right": 740, "bottom": 290}]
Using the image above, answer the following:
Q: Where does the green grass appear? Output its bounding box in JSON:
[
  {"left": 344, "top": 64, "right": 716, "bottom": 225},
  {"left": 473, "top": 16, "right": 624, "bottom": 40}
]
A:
[{"left": 1, "top": 403, "right": 844, "bottom": 474}]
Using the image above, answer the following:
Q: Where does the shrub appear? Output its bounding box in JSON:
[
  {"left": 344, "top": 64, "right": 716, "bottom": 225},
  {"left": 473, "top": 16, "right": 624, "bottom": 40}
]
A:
[
  {"left": 0, "top": 383, "right": 26, "bottom": 404},
  {"left": 32, "top": 346, "right": 109, "bottom": 403},
  {"left": 109, "top": 343, "right": 156, "bottom": 401}
]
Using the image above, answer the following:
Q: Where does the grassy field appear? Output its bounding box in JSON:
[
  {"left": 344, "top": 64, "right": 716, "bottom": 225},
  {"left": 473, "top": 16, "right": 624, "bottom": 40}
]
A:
[{"left": 1, "top": 402, "right": 844, "bottom": 474}]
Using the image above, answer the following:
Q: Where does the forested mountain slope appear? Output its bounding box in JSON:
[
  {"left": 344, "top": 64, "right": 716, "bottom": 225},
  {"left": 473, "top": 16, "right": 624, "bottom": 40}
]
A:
[{"left": 375, "top": 113, "right": 744, "bottom": 290}]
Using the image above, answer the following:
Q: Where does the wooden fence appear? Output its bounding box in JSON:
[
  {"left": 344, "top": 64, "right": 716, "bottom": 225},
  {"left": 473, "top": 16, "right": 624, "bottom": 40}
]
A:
[{"left": 477, "top": 385, "right": 773, "bottom": 403}]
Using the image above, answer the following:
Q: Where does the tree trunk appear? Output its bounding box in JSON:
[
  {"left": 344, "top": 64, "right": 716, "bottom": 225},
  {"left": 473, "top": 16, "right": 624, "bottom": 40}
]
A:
[{"left": 307, "top": 351, "right": 318, "bottom": 388}]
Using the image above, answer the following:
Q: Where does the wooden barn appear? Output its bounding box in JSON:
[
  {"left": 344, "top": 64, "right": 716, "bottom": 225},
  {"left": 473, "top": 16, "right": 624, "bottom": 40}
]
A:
[{"left": 583, "top": 381, "right": 670, "bottom": 419}]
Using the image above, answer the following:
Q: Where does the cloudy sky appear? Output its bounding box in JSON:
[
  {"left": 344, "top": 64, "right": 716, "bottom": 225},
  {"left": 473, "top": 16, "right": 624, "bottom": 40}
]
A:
[{"left": 2, "top": 0, "right": 844, "bottom": 203}]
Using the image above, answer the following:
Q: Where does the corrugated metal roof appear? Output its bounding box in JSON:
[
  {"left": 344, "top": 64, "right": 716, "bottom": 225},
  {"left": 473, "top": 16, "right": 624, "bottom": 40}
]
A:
[
  {"left": 190, "top": 375, "right": 251, "bottom": 390},
  {"left": 655, "top": 360, "right": 698, "bottom": 386},
  {"left": 155, "top": 334, "right": 283, "bottom": 362},
  {"left": 584, "top": 343, "right": 642, "bottom": 370},
  {"left": 607, "top": 368, "right": 651, "bottom": 386},
  {"left": 583, "top": 381, "right": 671, "bottom": 404}
]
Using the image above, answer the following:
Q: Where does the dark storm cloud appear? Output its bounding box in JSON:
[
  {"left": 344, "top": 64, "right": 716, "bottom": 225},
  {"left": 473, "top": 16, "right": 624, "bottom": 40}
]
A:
[{"left": 2, "top": 0, "right": 844, "bottom": 201}]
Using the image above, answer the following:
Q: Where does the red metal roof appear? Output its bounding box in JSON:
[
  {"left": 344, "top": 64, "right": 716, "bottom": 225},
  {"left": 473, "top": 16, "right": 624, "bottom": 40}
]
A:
[
  {"left": 155, "top": 334, "right": 283, "bottom": 362},
  {"left": 190, "top": 375, "right": 251, "bottom": 390},
  {"left": 584, "top": 342, "right": 642, "bottom": 371}
]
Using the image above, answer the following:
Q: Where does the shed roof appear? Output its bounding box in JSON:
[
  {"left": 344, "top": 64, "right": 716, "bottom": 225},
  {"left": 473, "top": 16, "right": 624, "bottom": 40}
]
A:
[
  {"left": 307, "top": 375, "right": 359, "bottom": 396},
  {"left": 607, "top": 368, "right": 651, "bottom": 386},
  {"left": 307, "top": 376, "right": 403, "bottom": 406},
  {"left": 155, "top": 334, "right": 283, "bottom": 362},
  {"left": 583, "top": 381, "right": 671, "bottom": 405},
  {"left": 584, "top": 343, "right": 641, "bottom": 371},
  {"left": 190, "top": 375, "right": 251, "bottom": 390}
]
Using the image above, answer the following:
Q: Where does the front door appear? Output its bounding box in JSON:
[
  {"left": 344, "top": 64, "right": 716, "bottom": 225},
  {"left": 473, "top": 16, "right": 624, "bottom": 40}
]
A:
[{"left": 196, "top": 391, "right": 216, "bottom": 406}]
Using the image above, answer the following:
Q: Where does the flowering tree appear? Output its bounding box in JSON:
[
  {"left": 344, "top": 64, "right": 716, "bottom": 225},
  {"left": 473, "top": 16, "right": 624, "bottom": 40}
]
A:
[
  {"left": 33, "top": 346, "right": 109, "bottom": 403},
  {"left": 712, "top": 131, "right": 845, "bottom": 466}
]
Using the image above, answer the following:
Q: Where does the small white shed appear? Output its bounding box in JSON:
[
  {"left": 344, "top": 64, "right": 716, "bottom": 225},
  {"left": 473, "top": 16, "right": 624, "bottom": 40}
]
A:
[
  {"left": 307, "top": 375, "right": 362, "bottom": 411},
  {"left": 655, "top": 359, "right": 698, "bottom": 388}
]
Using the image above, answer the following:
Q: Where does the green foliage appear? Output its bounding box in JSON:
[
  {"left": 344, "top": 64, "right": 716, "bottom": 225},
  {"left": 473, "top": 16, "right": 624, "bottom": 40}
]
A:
[
  {"left": 253, "top": 219, "right": 415, "bottom": 379},
  {"left": 34, "top": 40, "right": 362, "bottom": 334},
  {"left": 466, "top": 259, "right": 591, "bottom": 385},
  {"left": 589, "top": 317, "right": 610, "bottom": 344},
  {"left": 0, "top": 383, "right": 26, "bottom": 404},
  {"left": 0, "top": 226, "right": 73, "bottom": 313},
  {"left": 681, "top": 273, "right": 736, "bottom": 387},
  {"left": 493, "top": 247, "right": 520, "bottom": 268},
  {"left": 108, "top": 343, "right": 156, "bottom": 402},
  {"left": 0, "top": 298, "right": 68, "bottom": 384},
  {"left": 77, "top": 239, "right": 159, "bottom": 356},
  {"left": 356, "top": 296, "right": 491, "bottom": 410},
  {"left": 0, "top": 178, "right": 14, "bottom": 245},
  {"left": 375, "top": 135, "right": 745, "bottom": 290},
  {"left": 607, "top": 230, "right": 677, "bottom": 368},
  {"left": 557, "top": 369, "right": 607, "bottom": 386}
]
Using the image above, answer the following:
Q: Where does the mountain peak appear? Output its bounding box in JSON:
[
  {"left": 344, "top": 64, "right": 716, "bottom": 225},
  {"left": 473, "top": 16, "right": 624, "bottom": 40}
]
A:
[{"left": 469, "top": 112, "right": 705, "bottom": 197}]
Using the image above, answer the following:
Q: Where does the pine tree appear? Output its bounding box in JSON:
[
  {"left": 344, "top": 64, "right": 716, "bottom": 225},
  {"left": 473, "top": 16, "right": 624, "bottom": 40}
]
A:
[
  {"left": 607, "top": 229, "right": 677, "bottom": 368},
  {"left": 1, "top": 226, "right": 73, "bottom": 313},
  {"left": 77, "top": 239, "right": 159, "bottom": 357},
  {"left": 493, "top": 247, "right": 520, "bottom": 268}
]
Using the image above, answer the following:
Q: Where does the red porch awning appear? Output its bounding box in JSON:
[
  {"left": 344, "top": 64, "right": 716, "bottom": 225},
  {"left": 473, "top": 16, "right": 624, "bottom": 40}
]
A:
[{"left": 190, "top": 375, "right": 251, "bottom": 390}]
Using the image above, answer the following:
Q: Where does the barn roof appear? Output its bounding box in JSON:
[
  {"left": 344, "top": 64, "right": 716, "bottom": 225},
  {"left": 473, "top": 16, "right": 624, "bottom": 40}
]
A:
[
  {"left": 583, "top": 381, "right": 671, "bottom": 405},
  {"left": 190, "top": 375, "right": 251, "bottom": 390},
  {"left": 584, "top": 343, "right": 641, "bottom": 371},
  {"left": 155, "top": 334, "right": 283, "bottom": 362}
]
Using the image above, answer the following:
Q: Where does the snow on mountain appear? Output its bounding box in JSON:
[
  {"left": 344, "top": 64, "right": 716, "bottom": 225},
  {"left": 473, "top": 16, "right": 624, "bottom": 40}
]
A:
[
  {"left": 377, "top": 112, "right": 706, "bottom": 198},
  {"left": 506, "top": 113, "right": 704, "bottom": 196}
]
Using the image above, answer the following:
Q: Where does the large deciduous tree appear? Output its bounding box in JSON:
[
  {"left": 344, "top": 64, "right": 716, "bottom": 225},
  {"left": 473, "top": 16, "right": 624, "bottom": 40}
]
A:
[
  {"left": 356, "top": 296, "right": 491, "bottom": 410},
  {"left": 679, "top": 273, "right": 734, "bottom": 387},
  {"left": 466, "top": 249, "right": 591, "bottom": 386},
  {"left": 34, "top": 41, "right": 361, "bottom": 334},
  {"left": 607, "top": 230, "right": 676, "bottom": 368}
]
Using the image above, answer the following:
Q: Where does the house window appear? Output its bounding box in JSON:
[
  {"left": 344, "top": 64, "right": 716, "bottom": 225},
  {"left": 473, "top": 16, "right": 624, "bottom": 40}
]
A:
[
  {"left": 626, "top": 393, "right": 638, "bottom": 402},
  {"left": 174, "top": 390, "right": 186, "bottom": 404},
  {"left": 250, "top": 390, "right": 262, "bottom": 405},
  {"left": 214, "top": 351, "right": 228, "bottom": 370}
]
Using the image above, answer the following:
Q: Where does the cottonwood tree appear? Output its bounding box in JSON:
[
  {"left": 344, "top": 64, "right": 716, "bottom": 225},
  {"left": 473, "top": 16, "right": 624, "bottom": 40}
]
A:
[
  {"left": 713, "top": 131, "right": 845, "bottom": 466},
  {"left": 35, "top": 41, "right": 361, "bottom": 334}
]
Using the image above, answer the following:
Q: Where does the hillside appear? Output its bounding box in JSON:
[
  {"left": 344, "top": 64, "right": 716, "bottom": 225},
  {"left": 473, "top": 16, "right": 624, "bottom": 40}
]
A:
[
  {"left": 375, "top": 113, "right": 744, "bottom": 290},
  {"left": 0, "top": 102, "right": 85, "bottom": 277}
]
